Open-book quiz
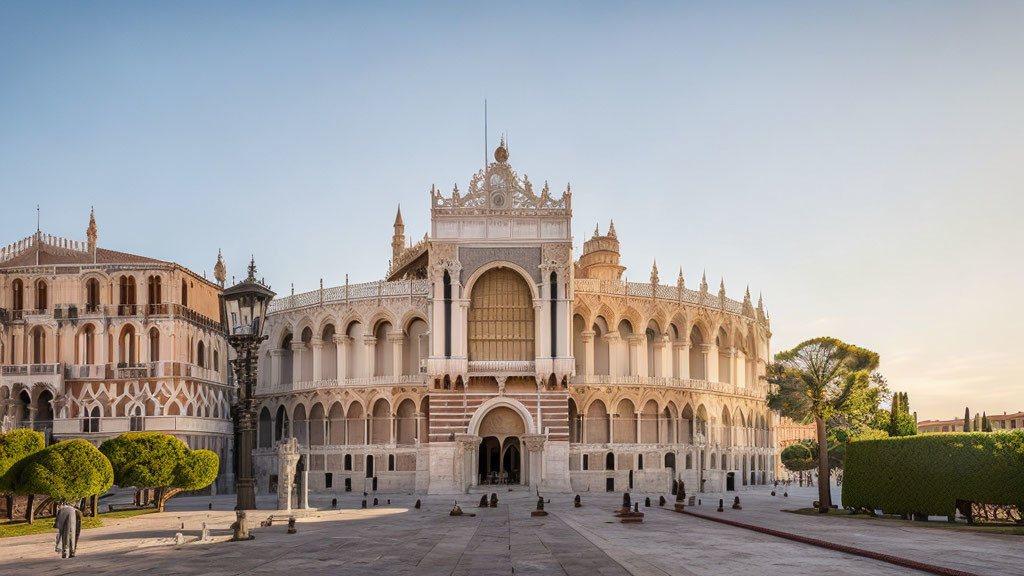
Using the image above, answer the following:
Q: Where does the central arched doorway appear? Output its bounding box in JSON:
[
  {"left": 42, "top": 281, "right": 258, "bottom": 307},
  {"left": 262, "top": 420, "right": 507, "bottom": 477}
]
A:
[{"left": 475, "top": 405, "right": 527, "bottom": 486}]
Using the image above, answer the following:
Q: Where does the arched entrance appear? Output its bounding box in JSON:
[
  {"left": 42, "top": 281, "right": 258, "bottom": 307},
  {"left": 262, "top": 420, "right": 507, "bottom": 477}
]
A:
[{"left": 475, "top": 406, "right": 526, "bottom": 486}]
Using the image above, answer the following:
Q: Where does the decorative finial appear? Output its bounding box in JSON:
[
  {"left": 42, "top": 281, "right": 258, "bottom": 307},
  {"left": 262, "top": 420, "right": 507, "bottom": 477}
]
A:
[
  {"left": 394, "top": 205, "right": 403, "bottom": 227},
  {"left": 214, "top": 249, "right": 227, "bottom": 287},
  {"left": 757, "top": 291, "right": 764, "bottom": 311},
  {"left": 677, "top": 267, "right": 684, "bottom": 288},
  {"left": 291, "top": 283, "right": 294, "bottom": 297},
  {"left": 719, "top": 278, "right": 726, "bottom": 301},
  {"left": 594, "top": 223, "right": 600, "bottom": 237},
  {"left": 247, "top": 256, "right": 258, "bottom": 282},
  {"left": 607, "top": 220, "right": 617, "bottom": 238},
  {"left": 650, "top": 260, "right": 659, "bottom": 285},
  {"left": 744, "top": 285, "right": 751, "bottom": 302},
  {"left": 700, "top": 269, "right": 708, "bottom": 292},
  {"left": 494, "top": 135, "right": 509, "bottom": 163}
]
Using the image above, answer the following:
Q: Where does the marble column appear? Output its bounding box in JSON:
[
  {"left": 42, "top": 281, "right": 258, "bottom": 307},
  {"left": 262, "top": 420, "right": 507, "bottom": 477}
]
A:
[{"left": 581, "top": 330, "right": 595, "bottom": 376}]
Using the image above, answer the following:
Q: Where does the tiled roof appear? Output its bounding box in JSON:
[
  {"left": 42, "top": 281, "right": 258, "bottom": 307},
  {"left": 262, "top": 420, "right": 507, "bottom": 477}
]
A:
[{"left": 0, "top": 244, "right": 165, "bottom": 269}]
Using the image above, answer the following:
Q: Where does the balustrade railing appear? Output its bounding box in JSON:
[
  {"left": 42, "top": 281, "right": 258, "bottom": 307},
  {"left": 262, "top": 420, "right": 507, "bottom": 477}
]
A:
[
  {"left": 2, "top": 363, "right": 61, "bottom": 377},
  {"left": 260, "top": 374, "right": 427, "bottom": 395},
  {"left": 268, "top": 278, "right": 429, "bottom": 314},
  {"left": 467, "top": 360, "right": 536, "bottom": 373},
  {"left": 570, "top": 374, "right": 767, "bottom": 398}
]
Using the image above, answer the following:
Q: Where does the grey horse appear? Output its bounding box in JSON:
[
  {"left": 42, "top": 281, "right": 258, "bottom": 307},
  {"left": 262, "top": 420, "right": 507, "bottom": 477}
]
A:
[{"left": 54, "top": 504, "right": 83, "bottom": 558}]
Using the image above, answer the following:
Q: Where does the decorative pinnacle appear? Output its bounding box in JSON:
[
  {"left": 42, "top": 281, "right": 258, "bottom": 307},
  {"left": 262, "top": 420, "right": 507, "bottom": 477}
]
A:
[
  {"left": 246, "top": 256, "right": 258, "bottom": 282},
  {"left": 86, "top": 206, "right": 97, "bottom": 241},
  {"left": 394, "top": 205, "right": 403, "bottom": 227},
  {"left": 744, "top": 285, "right": 751, "bottom": 302},
  {"left": 700, "top": 269, "right": 708, "bottom": 292},
  {"left": 214, "top": 249, "right": 227, "bottom": 286},
  {"left": 594, "top": 223, "right": 600, "bottom": 238},
  {"left": 677, "top": 267, "right": 684, "bottom": 288},
  {"left": 758, "top": 292, "right": 764, "bottom": 311},
  {"left": 650, "top": 260, "right": 659, "bottom": 285},
  {"left": 607, "top": 220, "right": 617, "bottom": 238}
]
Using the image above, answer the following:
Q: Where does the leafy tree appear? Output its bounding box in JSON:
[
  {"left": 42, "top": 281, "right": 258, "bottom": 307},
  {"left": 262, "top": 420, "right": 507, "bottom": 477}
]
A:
[
  {"left": 0, "top": 429, "right": 45, "bottom": 520},
  {"left": 6, "top": 440, "right": 113, "bottom": 521},
  {"left": 0, "top": 429, "right": 45, "bottom": 493},
  {"left": 767, "top": 337, "right": 884, "bottom": 513},
  {"left": 780, "top": 441, "right": 818, "bottom": 473},
  {"left": 100, "top": 432, "right": 219, "bottom": 512}
]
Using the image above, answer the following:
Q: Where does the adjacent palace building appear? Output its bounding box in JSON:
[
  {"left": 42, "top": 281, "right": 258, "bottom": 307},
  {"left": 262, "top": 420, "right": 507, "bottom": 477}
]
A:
[
  {"left": 0, "top": 212, "right": 234, "bottom": 492},
  {"left": 252, "top": 143, "right": 777, "bottom": 496}
]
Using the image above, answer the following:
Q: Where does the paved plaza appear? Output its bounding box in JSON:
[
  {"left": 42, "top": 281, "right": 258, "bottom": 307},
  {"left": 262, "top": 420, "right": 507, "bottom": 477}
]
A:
[{"left": 2, "top": 486, "right": 1017, "bottom": 575}]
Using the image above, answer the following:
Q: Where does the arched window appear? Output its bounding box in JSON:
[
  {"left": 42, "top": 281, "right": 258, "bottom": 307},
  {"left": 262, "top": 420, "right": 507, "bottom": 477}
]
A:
[
  {"left": 11, "top": 279, "right": 23, "bottom": 311},
  {"left": 606, "top": 452, "right": 615, "bottom": 470},
  {"left": 197, "top": 341, "right": 206, "bottom": 368},
  {"left": 442, "top": 271, "right": 451, "bottom": 357},
  {"left": 85, "top": 278, "right": 100, "bottom": 312},
  {"left": 638, "top": 453, "right": 644, "bottom": 470},
  {"left": 550, "top": 271, "right": 557, "bottom": 357},
  {"left": 81, "top": 325, "right": 96, "bottom": 364},
  {"left": 344, "top": 454, "right": 352, "bottom": 471},
  {"left": 31, "top": 327, "right": 45, "bottom": 364},
  {"left": 147, "top": 276, "right": 162, "bottom": 314},
  {"left": 149, "top": 328, "right": 160, "bottom": 362},
  {"left": 213, "top": 349, "right": 219, "bottom": 372},
  {"left": 130, "top": 406, "right": 144, "bottom": 431},
  {"left": 35, "top": 280, "right": 47, "bottom": 312},
  {"left": 181, "top": 280, "right": 189, "bottom": 308},
  {"left": 119, "top": 276, "right": 136, "bottom": 315},
  {"left": 468, "top": 268, "right": 535, "bottom": 361}
]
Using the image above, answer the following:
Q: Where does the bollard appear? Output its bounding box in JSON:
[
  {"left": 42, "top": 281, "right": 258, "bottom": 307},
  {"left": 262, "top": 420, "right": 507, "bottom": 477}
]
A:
[
  {"left": 644, "top": 497, "right": 651, "bottom": 508},
  {"left": 717, "top": 499, "right": 724, "bottom": 512},
  {"left": 659, "top": 495, "right": 666, "bottom": 507},
  {"left": 414, "top": 499, "right": 421, "bottom": 509},
  {"left": 361, "top": 500, "right": 367, "bottom": 509},
  {"left": 574, "top": 494, "right": 581, "bottom": 508},
  {"left": 209, "top": 502, "right": 213, "bottom": 510},
  {"left": 387, "top": 499, "right": 391, "bottom": 505},
  {"left": 490, "top": 493, "right": 498, "bottom": 508},
  {"left": 287, "top": 516, "right": 296, "bottom": 534},
  {"left": 450, "top": 501, "right": 463, "bottom": 516},
  {"left": 531, "top": 489, "right": 548, "bottom": 517},
  {"left": 232, "top": 510, "right": 252, "bottom": 541},
  {"left": 332, "top": 498, "right": 337, "bottom": 508},
  {"left": 732, "top": 496, "right": 742, "bottom": 510},
  {"left": 174, "top": 531, "right": 185, "bottom": 545},
  {"left": 479, "top": 495, "right": 489, "bottom": 508}
]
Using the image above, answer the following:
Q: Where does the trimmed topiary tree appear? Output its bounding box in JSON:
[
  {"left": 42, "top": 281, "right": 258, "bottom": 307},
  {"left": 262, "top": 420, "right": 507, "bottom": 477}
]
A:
[
  {"left": 6, "top": 439, "right": 113, "bottom": 522},
  {"left": 100, "top": 432, "right": 219, "bottom": 512},
  {"left": 780, "top": 441, "right": 817, "bottom": 473},
  {"left": 0, "top": 429, "right": 46, "bottom": 520}
]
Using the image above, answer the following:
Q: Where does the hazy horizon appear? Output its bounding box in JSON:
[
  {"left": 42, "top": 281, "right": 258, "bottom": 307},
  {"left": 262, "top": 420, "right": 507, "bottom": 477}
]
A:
[{"left": 2, "top": 1, "right": 1021, "bottom": 421}]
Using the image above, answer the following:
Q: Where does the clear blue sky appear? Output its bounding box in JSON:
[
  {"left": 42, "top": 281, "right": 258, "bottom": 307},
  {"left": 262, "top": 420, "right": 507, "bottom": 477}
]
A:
[{"left": 2, "top": 1, "right": 1022, "bottom": 420}]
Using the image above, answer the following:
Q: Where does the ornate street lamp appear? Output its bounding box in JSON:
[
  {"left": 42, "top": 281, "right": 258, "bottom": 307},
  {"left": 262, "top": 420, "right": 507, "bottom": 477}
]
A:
[{"left": 220, "top": 257, "right": 275, "bottom": 539}]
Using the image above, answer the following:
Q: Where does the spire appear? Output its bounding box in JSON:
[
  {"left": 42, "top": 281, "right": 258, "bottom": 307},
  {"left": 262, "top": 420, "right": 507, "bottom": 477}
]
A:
[
  {"left": 86, "top": 206, "right": 98, "bottom": 262},
  {"left": 719, "top": 277, "right": 726, "bottom": 297},
  {"left": 247, "top": 256, "right": 258, "bottom": 282},
  {"left": 744, "top": 285, "right": 751, "bottom": 302},
  {"left": 700, "top": 269, "right": 708, "bottom": 292},
  {"left": 650, "top": 260, "right": 659, "bottom": 285},
  {"left": 757, "top": 292, "right": 764, "bottom": 312},
  {"left": 214, "top": 249, "right": 227, "bottom": 288},
  {"left": 593, "top": 223, "right": 600, "bottom": 238},
  {"left": 607, "top": 220, "right": 617, "bottom": 238},
  {"left": 677, "top": 267, "right": 684, "bottom": 289},
  {"left": 392, "top": 204, "right": 406, "bottom": 266}
]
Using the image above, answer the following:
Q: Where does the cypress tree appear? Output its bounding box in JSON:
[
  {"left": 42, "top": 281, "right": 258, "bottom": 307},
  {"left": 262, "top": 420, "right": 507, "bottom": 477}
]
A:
[
  {"left": 982, "top": 412, "right": 990, "bottom": 432},
  {"left": 888, "top": 396, "right": 899, "bottom": 436},
  {"left": 964, "top": 407, "right": 970, "bottom": 432}
]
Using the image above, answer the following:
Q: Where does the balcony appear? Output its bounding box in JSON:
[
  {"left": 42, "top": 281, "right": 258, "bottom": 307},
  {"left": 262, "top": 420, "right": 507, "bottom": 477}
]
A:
[
  {"left": 52, "top": 415, "right": 233, "bottom": 436},
  {"left": 467, "top": 360, "right": 536, "bottom": 374},
  {"left": 1, "top": 363, "right": 64, "bottom": 392},
  {"left": 60, "top": 361, "right": 227, "bottom": 385}
]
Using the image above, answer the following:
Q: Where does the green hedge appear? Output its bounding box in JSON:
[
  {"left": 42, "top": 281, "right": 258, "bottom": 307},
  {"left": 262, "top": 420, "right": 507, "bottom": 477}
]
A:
[
  {"left": 842, "top": 431, "right": 1024, "bottom": 516},
  {"left": 0, "top": 429, "right": 46, "bottom": 493},
  {"left": 100, "top": 432, "right": 219, "bottom": 491}
]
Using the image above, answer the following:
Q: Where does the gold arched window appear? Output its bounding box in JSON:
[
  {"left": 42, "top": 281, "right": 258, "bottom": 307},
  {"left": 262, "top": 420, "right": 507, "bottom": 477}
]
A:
[{"left": 468, "top": 268, "right": 534, "bottom": 361}]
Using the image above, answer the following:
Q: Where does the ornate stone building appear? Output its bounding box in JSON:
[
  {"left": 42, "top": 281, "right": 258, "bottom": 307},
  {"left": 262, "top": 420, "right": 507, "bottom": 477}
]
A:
[
  {"left": 254, "top": 142, "right": 776, "bottom": 495},
  {"left": 0, "top": 212, "right": 234, "bottom": 492}
]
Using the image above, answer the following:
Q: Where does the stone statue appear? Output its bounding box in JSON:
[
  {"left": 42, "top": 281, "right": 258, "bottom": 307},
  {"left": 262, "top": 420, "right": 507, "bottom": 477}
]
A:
[
  {"left": 54, "top": 504, "right": 82, "bottom": 559},
  {"left": 479, "top": 495, "right": 489, "bottom": 508},
  {"left": 450, "top": 501, "right": 463, "bottom": 516}
]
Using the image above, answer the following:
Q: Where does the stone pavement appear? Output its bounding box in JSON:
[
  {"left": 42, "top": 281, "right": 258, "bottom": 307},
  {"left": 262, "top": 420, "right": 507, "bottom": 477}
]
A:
[{"left": 1, "top": 486, "right": 1016, "bottom": 575}]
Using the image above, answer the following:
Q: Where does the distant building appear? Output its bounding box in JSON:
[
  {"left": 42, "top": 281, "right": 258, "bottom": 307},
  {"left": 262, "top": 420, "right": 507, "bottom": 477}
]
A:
[
  {"left": 918, "top": 411, "right": 1023, "bottom": 434},
  {"left": 0, "top": 211, "right": 233, "bottom": 492}
]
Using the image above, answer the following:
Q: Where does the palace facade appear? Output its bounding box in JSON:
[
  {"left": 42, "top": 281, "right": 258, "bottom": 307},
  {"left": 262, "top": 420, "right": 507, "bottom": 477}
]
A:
[
  {"left": 254, "top": 143, "right": 777, "bottom": 495},
  {"left": 0, "top": 212, "right": 234, "bottom": 492}
]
